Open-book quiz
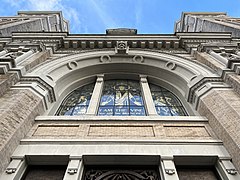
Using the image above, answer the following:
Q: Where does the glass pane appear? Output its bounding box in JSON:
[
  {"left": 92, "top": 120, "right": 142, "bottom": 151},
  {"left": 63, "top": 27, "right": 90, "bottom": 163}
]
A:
[
  {"left": 56, "top": 83, "right": 95, "bottom": 116},
  {"left": 130, "top": 106, "right": 145, "bottom": 116},
  {"left": 149, "top": 84, "right": 163, "bottom": 91},
  {"left": 128, "top": 80, "right": 140, "bottom": 90},
  {"left": 129, "top": 91, "right": 143, "bottom": 106},
  {"left": 72, "top": 106, "right": 88, "bottom": 115},
  {"left": 100, "top": 93, "right": 114, "bottom": 106},
  {"left": 63, "top": 93, "right": 79, "bottom": 106},
  {"left": 152, "top": 92, "right": 167, "bottom": 106},
  {"left": 164, "top": 92, "right": 181, "bottom": 106},
  {"left": 114, "top": 106, "right": 129, "bottom": 116},
  {"left": 58, "top": 106, "right": 74, "bottom": 116},
  {"left": 115, "top": 90, "right": 129, "bottom": 106},
  {"left": 170, "top": 107, "right": 186, "bottom": 116},
  {"left": 150, "top": 83, "right": 187, "bottom": 116},
  {"left": 98, "top": 106, "right": 114, "bottom": 116},
  {"left": 155, "top": 106, "right": 171, "bottom": 116},
  {"left": 98, "top": 80, "right": 146, "bottom": 116}
]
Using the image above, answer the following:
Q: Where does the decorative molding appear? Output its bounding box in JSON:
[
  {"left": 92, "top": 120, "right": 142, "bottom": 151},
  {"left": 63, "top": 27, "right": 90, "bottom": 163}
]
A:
[
  {"left": 84, "top": 168, "right": 160, "bottom": 180},
  {"left": 100, "top": 55, "right": 111, "bottom": 63},
  {"left": 20, "top": 76, "right": 56, "bottom": 102},
  {"left": 115, "top": 41, "right": 129, "bottom": 54},
  {"left": 165, "top": 62, "right": 176, "bottom": 70},
  {"left": 67, "top": 61, "right": 78, "bottom": 70},
  {"left": 132, "top": 55, "right": 144, "bottom": 63},
  {"left": 188, "top": 77, "right": 223, "bottom": 103},
  {"left": 165, "top": 169, "right": 175, "bottom": 175}
]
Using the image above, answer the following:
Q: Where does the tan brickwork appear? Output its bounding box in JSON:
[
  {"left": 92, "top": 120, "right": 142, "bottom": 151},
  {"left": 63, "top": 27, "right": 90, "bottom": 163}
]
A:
[
  {"left": 194, "top": 52, "right": 225, "bottom": 73},
  {"left": 29, "top": 122, "right": 216, "bottom": 140},
  {"left": 33, "top": 125, "right": 79, "bottom": 136},
  {"left": 164, "top": 126, "right": 210, "bottom": 137},
  {"left": 88, "top": 125, "right": 155, "bottom": 137},
  {"left": 0, "top": 73, "right": 18, "bottom": 97},
  {"left": 21, "top": 50, "right": 50, "bottom": 72},
  {"left": 198, "top": 89, "right": 240, "bottom": 172},
  {"left": 224, "top": 73, "right": 240, "bottom": 96},
  {"left": 0, "top": 89, "right": 44, "bottom": 174}
]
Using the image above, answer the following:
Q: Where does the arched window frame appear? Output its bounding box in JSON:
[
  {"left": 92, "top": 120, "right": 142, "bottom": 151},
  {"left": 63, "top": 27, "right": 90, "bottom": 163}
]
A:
[{"left": 56, "top": 74, "right": 188, "bottom": 116}]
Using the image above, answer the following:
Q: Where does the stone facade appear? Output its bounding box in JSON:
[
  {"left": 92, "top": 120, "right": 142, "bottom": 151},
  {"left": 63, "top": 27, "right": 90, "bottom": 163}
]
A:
[{"left": 0, "top": 11, "right": 240, "bottom": 180}]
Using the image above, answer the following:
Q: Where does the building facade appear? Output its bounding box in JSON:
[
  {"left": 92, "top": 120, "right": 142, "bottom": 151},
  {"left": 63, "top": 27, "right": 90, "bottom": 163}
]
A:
[{"left": 0, "top": 11, "right": 240, "bottom": 180}]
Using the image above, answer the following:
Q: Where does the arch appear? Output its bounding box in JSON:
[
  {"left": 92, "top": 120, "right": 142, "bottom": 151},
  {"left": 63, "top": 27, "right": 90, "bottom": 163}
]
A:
[{"left": 25, "top": 49, "right": 220, "bottom": 115}]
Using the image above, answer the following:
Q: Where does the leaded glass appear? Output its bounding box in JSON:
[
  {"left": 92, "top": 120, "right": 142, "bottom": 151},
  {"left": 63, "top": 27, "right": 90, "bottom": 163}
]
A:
[
  {"left": 150, "top": 84, "right": 187, "bottom": 116},
  {"left": 56, "top": 83, "right": 95, "bottom": 116},
  {"left": 98, "top": 80, "right": 146, "bottom": 116}
]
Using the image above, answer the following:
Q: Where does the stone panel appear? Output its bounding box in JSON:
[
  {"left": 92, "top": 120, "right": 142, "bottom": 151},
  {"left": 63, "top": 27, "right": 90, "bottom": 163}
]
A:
[
  {"left": 164, "top": 126, "right": 210, "bottom": 137},
  {"left": 177, "top": 168, "right": 219, "bottom": 180},
  {"left": 198, "top": 89, "right": 240, "bottom": 172},
  {"left": 88, "top": 125, "right": 155, "bottom": 137},
  {"left": 0, "top": 89, "right": 44, "bottom": 174},
  {"left": 225, "top": 73, "right": 240, "bottom": 96},
  {"left": 0, "top": 73, "right": 19, "bottom": 97},
  {"left": 34, "top": 125, "right": 79, "bottom": 136}
]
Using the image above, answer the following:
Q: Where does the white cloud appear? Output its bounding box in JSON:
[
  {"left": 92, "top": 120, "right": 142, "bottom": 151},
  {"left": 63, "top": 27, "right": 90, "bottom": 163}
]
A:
[{"left": 89, "top": 0, "right": 117, "bottom": 28}]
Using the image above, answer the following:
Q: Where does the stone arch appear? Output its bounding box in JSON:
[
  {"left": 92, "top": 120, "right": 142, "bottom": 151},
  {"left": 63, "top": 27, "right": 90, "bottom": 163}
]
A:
[{"left": 21, "top": 49, "right": 223, "bottom": 115}]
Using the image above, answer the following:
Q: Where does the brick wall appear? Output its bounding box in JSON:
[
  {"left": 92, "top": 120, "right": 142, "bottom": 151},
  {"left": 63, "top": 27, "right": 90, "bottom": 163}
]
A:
[{"left": 0, "top": 89, "right": 44, "bottom": 174}]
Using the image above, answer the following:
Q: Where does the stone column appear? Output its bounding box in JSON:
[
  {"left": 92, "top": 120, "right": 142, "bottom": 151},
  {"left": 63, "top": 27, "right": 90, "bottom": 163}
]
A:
[
  {"left": 86, "top": 74, "right": 104, "bottom": 115},
  {"left": 216, "top": 158, "right": 240, "bottom": 180},
  {"left": 161, "top": 157, "right": 179, "bottom": 180},
  {"left": 0, "top": 157, "right": 26, "bottom": 180},
  {"left": 139, "top": 75, "right": 157, "bottom": 116},
  {"left": 63, "top": 157, "right": 83, "bottom": 180},
  {"left": 209, "top": 50, "right": 228, "bottom": 66},
  {"left": 14, "top": 49, "right": 35, "bottom": 65}
]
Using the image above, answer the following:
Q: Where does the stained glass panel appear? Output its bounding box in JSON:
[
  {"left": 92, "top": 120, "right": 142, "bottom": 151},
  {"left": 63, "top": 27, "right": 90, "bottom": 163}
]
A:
[
  {"left": 150, "top": 84, "right": 187, "bottom": 116},
  {"left": 56, "top": 83, "right": 95, "bottom": 116},
  {"left": 98, "top": 80, "right": 146, "bottom": 116}
]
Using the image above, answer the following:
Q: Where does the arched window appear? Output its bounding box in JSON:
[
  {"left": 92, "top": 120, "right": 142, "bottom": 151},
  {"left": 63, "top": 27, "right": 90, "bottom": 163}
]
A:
[
  {"left": 98, "top": 80, "right": 146, "bottom": 116},
  {"left": 56, "top": 79, "right": 188, "bottom": 116},
  {"left": 149, "top": 84, "right": 187, "bottom": 116},
  {"left": 56, "top": 83, "right": 95, "bottom": 115}
]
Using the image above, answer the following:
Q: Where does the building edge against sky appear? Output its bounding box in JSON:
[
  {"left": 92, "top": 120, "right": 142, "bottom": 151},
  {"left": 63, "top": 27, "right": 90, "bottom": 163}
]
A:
[{"left": 0, "top": 11, "right": 240, "bottom": 179}]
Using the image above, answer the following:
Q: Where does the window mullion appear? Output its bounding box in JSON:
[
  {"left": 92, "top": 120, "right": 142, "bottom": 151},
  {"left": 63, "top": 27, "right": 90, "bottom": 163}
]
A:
[
  {"left": 139, "top": 75, "right": 158, "bottom": 116},
  {"left": 86, "top": 74, "right": 104, "bottom": 115}
]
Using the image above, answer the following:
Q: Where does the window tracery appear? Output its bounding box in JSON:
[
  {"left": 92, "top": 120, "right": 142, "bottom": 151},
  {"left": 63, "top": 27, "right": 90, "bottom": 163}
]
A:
[
  {"left": 56, "top": 79, "right": 188, "bottom": 116},
  {"left": 150, "top": 84, "right": 187, "bottom": 116},
  {"left": 56, "top": 83, "right": 95, "bottom": 115}
]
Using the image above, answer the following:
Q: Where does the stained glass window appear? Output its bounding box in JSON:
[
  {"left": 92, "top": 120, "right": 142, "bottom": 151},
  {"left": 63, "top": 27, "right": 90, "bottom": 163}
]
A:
[
  {"left": 98, "top": 80, "right": 146, "bottom": 116},
  {"left": 56, "top": 83, "right": 95, "bottom": 116},
  {"left": 150, "top": 84, "right": 187, "bottom": 116}
]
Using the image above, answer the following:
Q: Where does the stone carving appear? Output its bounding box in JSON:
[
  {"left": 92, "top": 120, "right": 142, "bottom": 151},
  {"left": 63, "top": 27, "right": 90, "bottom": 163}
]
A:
[
  {"left": 115, "top": 41, "right": 129, "bottom": 54},
  {"left": 227, "top": 169, "right": 238, "bottom": 175},
  {"left": 84, "top": 169, "right": 159, "bottom": 180},
  {"left": 132, "top": 55, "right": 144, "bottom": 63},
  {"left": 5, "top": 168, "right": 16, "bottom": 174},
  {"left": 67, "top": 168, "right": 78, "bottom": 175},
  {"left": 165, "top": 169, "right": 175, "bottom": 175},
  {"left": 100, "top": 55, "right": 111, "bottom": 63},
  {"left": 67, "top": 61, "right": 78, "bottom": 70},
  {"left": 165, "top": 62, "right": 176, "bottom": 70}
]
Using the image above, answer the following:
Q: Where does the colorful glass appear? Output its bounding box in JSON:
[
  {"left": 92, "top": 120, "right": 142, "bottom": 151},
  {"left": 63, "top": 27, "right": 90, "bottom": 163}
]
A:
[
  {"left": 56, "top": 83, "right": 95, "bottom": 116},
  {"left": 98, "top": 80, "right": 146, "bottom": 116},
  {"left": 150, "top": 84, "right": 187, "bottom": 116}
]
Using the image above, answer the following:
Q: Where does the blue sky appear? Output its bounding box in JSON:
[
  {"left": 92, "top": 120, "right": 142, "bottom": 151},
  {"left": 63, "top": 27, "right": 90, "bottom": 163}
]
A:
[{"left": 0, "top": 0, "right": 240, "bottom": 34}]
